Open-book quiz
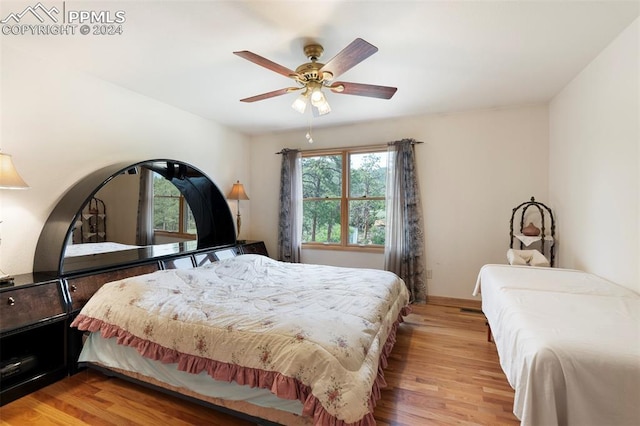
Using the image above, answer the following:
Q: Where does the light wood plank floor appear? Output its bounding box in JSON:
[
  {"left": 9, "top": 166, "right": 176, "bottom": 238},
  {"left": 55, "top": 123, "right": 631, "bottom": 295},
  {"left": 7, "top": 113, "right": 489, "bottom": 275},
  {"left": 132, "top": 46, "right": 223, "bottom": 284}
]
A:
[{"left": 0, "top": 303, "right": 519, "bottom": 425}]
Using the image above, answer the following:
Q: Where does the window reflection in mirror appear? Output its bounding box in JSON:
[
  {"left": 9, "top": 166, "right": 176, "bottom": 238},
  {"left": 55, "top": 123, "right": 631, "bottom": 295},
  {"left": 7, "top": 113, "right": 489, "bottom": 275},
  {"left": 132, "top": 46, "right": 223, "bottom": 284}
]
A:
[
  {"left": 152, "top": 172, "right": 197, "bottom": 243},
  {"left": 68, "top": 169, "right": 197, "bottom": 256}
]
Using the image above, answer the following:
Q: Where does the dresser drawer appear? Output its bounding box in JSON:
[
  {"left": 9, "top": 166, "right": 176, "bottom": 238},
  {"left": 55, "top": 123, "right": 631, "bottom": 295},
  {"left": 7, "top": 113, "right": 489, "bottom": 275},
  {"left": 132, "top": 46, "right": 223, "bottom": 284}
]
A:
[
  {"left": 66, "top": 263, "right": 159, "bottom": 312},
  {"left": 0, "top": 281, "right": 64, "bottom": 333}
]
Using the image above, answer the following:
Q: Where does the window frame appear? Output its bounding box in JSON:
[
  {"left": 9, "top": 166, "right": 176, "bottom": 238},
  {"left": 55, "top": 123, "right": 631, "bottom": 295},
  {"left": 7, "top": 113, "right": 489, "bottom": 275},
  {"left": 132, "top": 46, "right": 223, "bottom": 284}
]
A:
[{"left": 301, "top": 145, "right": 387, "bottom": 252}]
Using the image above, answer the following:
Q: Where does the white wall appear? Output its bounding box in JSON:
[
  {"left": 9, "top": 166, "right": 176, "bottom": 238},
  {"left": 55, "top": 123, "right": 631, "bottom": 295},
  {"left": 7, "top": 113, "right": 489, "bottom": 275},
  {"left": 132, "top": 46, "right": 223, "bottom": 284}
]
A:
[
  {"left": 0, "top": 46, "right": 251, "bottom": 276},
  {"left": 549, "top": 18, "right": 639, "bottom": 293},
  {"left": 93, "top": 173, "right": 140, "bottom": 245},
  {"left": 250, "top": 105, "right": 549, "bottom": 300}
]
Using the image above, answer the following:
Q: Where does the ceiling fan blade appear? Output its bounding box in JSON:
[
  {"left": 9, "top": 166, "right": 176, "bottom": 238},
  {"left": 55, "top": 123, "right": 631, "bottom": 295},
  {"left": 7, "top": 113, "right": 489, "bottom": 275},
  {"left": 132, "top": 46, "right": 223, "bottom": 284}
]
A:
[
  {"left": 320, "top": 38, "right": 378, "bottom": 80},
  {"left": 329, "top": 82, "right": 397, "bottom": 99},
  {"left": 234, "top": 50, "right": 298, "bottom": 79},
  {"left": 240, "top": 87, "right": 300, "bottom": 103}
]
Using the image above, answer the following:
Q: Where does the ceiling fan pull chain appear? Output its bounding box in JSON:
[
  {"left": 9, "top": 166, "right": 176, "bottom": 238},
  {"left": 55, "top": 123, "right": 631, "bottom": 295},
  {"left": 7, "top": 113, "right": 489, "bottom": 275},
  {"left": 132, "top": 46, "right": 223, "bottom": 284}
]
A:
[{"left": 306, "top": 111, "right": 314, "bottom": 144}]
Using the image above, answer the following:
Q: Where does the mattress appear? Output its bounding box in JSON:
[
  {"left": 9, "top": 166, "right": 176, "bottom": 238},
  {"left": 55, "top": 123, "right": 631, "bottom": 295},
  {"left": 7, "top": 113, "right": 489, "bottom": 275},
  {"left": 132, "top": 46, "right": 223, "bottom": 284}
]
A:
[
  {"left": 79, "top": 332, "right": 304, "bottom": 414},
  {"left": 475, "top": 265, "right": 640, "bottom": 426},
  {"left": 72, "top": 254, "right": 410, "bottom": 425}
]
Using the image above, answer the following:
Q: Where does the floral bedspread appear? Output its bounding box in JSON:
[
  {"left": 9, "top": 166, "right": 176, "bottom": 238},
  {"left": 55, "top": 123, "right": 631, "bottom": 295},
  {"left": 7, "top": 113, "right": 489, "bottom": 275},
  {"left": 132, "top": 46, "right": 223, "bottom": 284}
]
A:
[{"left": 71, "top": 254, "right": 410, "bottom": 424}]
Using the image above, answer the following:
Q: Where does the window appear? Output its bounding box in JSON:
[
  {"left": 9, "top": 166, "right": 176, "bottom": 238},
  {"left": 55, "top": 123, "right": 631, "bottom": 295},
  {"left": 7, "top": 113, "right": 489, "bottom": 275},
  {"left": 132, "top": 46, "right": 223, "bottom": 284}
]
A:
[
  {"left": 152, "top": 173, "right": 197, "bottom": 238},
  {"left": 302, "top": 148, "right": 387, "bottom": 249}
]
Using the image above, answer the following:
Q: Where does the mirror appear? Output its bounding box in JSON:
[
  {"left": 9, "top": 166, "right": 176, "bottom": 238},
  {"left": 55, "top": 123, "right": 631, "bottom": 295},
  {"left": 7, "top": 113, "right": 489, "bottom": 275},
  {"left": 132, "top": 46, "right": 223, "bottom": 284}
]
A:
[
  {"left": 66, "top": 170, "right": 198, "bottom": 255},
  {"left": 34, "top": 160, "right": 236, "bottom": 275}
]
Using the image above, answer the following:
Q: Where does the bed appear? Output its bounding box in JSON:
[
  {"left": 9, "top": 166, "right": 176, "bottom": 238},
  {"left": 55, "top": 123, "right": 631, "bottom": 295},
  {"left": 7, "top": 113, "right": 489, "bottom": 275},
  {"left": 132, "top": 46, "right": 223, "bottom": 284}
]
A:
[
  {"left": 473, "top": 264, "right": 640, "bottom": 426},
  {"left": 71, "top": 254, "right": 411, "bottom": 425}
]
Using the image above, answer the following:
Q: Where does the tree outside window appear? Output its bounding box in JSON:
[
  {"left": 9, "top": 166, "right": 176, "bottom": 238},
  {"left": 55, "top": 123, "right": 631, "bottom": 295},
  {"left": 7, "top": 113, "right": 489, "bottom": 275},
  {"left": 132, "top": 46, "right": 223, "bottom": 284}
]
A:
[
  {"left": 302, "top": 149, "right": 386, "bottom": 248},
  {"left": 348, "top": 152, "right": 386, "bottom": 245}
]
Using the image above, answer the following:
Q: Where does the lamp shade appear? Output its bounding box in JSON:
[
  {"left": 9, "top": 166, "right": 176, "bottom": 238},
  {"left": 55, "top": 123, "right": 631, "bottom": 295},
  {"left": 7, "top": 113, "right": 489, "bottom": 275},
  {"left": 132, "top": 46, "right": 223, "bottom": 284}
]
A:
[
  {"left": 226, "top": 180, "right": 249, "bottom": 200},
  {"left": 0, "top": 153, "right": 29, "bottom": 189}
]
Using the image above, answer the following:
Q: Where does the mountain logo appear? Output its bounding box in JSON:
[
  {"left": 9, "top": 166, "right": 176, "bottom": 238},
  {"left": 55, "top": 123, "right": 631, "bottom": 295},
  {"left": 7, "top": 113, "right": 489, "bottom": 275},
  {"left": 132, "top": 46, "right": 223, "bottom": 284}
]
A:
[{"left": 1, "top": 2, "right": 60, "bottom": 24}]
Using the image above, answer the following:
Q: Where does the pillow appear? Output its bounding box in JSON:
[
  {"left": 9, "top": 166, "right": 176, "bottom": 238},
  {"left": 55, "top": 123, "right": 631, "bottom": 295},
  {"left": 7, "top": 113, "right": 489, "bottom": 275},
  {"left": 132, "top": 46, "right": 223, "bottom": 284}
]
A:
[{"left": 507, "top": 249, "right": 550, "bottom": 267}]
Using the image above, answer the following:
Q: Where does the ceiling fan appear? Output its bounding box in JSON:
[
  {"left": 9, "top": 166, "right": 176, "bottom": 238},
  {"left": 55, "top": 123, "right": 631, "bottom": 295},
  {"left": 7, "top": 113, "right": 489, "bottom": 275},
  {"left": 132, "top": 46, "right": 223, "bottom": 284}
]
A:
[{"left": 233, "top": 38, "right": 397, "bottom": 116}]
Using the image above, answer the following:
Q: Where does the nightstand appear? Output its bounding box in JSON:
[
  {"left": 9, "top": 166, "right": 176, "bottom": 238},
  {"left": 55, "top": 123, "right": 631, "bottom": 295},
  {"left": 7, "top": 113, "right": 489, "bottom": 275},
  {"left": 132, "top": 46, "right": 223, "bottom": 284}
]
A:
[
  {"left": 237, "top": 240, "right": 269, "bottom": 257},
  {"left": 0, "top": 273, "right": 68, "bottom": 406}
]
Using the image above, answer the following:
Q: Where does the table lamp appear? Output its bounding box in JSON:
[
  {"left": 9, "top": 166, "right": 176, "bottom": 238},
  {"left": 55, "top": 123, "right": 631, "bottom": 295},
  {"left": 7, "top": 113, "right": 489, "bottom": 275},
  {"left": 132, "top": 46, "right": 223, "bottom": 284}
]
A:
[{"left": 226, "top": 180, "right": 249, "bottom": 241}]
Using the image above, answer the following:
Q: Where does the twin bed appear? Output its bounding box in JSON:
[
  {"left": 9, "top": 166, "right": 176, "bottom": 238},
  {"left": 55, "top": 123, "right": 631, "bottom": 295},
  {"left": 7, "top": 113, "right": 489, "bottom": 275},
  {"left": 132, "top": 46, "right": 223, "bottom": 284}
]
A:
[
  {"left": 474, "top": 264, "right": 640, "bottom": 426},
  {"left": 71, "top": 254, "right": 410, "bottom": 425}
]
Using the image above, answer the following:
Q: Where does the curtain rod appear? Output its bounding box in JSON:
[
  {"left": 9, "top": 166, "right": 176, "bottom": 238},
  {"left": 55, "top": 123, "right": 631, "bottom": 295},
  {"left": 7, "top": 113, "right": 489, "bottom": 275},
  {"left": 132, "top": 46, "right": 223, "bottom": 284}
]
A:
[
  {"left": 276, "top": 145, "right": 385, "bottom": 155},
  {"left": 275, "top": 148, "right": 301, "bottom": 155},
  {"left": 275, "top": 140, "right": 423, "bottom": 155},
  {"left": 387, "top": 139, "right": 424, "bottom": 146}
]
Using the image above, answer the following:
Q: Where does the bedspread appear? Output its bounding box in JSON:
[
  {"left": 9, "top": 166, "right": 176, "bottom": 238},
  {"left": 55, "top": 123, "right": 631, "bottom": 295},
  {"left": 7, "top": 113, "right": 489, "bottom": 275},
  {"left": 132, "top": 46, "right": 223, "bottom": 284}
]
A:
[
  {"left": 475, "top": 265, "right": 640, "bottom": 426},
  {"left": 72, "top": 254, "right": 410, "bottom": 424}
]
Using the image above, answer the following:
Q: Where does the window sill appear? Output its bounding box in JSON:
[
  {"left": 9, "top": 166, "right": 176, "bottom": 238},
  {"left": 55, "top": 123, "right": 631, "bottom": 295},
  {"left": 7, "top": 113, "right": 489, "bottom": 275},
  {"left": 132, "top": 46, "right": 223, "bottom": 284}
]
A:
[
  {"left": 154, "top": 231, "right": 197, "bottom": 240},
  {"left": 302, "top": 244, "right": 384, "bottom": 254}
]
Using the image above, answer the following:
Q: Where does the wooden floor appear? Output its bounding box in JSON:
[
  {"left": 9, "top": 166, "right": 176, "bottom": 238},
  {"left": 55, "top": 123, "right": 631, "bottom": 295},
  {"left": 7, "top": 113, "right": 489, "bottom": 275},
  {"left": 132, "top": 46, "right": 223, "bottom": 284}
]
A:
[{"left": 0, "top": 303, "right": 519, "bottom": 425}]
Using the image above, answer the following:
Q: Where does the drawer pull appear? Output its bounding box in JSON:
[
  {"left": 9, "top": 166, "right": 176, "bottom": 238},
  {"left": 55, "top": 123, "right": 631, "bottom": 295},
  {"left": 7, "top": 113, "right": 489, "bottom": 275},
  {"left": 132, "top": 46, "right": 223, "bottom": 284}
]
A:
[
  {"left": 70, "top": 284, "right": 77, "bottom": 292},
  {"left": 7, "top": 296, "right": 15, "bottom": 306}
]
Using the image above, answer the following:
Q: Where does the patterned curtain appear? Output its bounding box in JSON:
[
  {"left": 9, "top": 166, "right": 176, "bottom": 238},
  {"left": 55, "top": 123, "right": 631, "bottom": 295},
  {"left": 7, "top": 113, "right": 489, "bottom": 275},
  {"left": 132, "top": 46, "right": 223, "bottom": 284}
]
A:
[
  {"left": 136, "top": 167, "right": 155, "bottom": 246},
  {"left": 384, "top": 139, "right": 427, "bottom": 303},
  {"left": 277, "top": 149, "right": 302, "bottom": 263}
]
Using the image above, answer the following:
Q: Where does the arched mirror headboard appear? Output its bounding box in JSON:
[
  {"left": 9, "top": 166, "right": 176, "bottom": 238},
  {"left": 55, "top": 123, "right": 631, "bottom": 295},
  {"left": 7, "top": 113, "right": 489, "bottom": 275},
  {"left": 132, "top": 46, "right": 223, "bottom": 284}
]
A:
[{"left": 34, "top": 159, "right": 236, "bottom": 275}]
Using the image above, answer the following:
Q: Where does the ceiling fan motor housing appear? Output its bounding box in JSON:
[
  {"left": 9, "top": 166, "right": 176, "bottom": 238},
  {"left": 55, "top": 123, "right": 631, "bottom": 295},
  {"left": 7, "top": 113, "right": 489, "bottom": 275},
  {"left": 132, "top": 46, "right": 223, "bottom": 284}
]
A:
[
  {"left": 295, "top": 62, "right": 328, "bottom": 82},
  {"left": 295, "top": 44, "right": 334, "bottom": 82},
  {"left": 303, "top": 44, "right": 324, "bottom": 61}
]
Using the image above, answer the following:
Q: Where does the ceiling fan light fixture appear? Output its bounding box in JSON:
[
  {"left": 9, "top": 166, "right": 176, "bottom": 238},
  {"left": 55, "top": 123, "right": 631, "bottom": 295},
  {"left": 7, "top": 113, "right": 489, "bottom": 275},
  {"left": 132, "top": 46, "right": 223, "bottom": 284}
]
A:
[
  {"left": 315, "top": 99, "right": 331, "bottom": 115},
  {"left": 291, "top": 93, "right": 308, "bottom": 114},
  {"left": 310, "top": 87, "right": 325, "bottom": 106}
]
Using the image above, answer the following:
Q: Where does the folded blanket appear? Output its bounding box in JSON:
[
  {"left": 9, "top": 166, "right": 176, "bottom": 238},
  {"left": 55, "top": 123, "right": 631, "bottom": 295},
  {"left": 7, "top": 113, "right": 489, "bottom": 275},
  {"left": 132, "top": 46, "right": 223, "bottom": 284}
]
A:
[{"left": 507, "top": 249, "right": 549, "bottom": 267}]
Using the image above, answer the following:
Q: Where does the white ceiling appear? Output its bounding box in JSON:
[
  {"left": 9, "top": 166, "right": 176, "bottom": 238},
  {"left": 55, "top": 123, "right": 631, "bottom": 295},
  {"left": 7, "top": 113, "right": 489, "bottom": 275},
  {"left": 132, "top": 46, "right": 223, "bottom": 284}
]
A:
[{"left": 2, "top": 1, "right": 638, "bottom": 135}]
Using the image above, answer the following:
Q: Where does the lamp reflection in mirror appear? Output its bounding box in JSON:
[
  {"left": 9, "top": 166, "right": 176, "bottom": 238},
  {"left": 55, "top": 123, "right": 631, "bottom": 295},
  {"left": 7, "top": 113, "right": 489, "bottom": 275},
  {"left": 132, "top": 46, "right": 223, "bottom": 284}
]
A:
[
  {"left": 226, "top": 180, "right": 249, "bottom": 241},
  {"left": 0, "top": 152, "right": 29, "bottom": 284}
]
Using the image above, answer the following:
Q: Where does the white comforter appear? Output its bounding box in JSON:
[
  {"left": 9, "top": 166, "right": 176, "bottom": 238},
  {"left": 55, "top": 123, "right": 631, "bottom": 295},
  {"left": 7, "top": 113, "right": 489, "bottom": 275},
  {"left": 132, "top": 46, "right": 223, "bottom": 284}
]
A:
[
  {"left": 475, "top": 265, "right": 640, "bottom": 426},
  {"left": 72, "top": 254, "right": 410, "bottom": 424}
]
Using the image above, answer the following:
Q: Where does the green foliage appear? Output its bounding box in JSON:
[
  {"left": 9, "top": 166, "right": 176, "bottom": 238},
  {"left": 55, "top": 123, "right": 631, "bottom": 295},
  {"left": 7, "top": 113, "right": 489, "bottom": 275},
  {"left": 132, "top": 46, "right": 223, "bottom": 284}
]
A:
[
  {"left": 153, "top": 175, "right": 180, "bottom": 196},
  {"left": 154, "top": 199, "right": 179, "bottom": 232},
  {"left": 302, "top": 155, "right": 342, "bottom": 198},
  {"left": 349, "top": 153, "right": 386, "bottom": 197},
  {"left": 302, "top": 200, "right": 341, "bottom": 243},
  {"left": 348, "top": 199, "right": 386, "bottom": 245}
]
